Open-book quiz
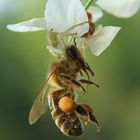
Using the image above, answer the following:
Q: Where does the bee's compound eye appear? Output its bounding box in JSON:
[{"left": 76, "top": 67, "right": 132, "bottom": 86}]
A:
[
  {"left": 67, "top": 46, "right": 78, "bottom": 60},
  {"left": 58, "top": 96, "right": 77, "bottom": 113}
]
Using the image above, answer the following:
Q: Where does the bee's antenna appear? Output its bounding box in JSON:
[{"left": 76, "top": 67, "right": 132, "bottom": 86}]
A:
[{"left": 74, "top": 37, "right": 77, "bottom": 46}]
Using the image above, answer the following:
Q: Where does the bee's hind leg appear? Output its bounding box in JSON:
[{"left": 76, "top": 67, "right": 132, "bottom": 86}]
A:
[
  {"left": 76, "top": 104, "right": 101, "bottom": 132},
  {"left": 48, "top": 89, "right": 66, "bottom": 109}
]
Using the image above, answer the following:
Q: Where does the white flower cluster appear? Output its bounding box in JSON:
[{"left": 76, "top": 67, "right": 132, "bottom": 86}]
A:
[{"left": 7, "top": 0, "right": 140, "bottom": 56}]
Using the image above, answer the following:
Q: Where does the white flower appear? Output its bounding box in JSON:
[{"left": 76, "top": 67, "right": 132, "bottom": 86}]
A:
[
  {"left": 84, "top": 25, "right": 121, "bottom": 56},
  {"left": 81, "top": 0, "right": 140, "bottom": 55},
  {"left": 96, "top": 0, "right": 140, "bottom": 18},
  {"left": 45, "top": 0, "right": 88, "bottom": 35},
  {"left": 7, "top": 0, "right": 89, "bottom": 37},
  {"left": 81, "top": 6, "right": 121, "bottom": 56},
  {"left": 7, "top": 18, "right": 47, "bottom": 32},
  {"left": 7, "top": 0, "right": 121, "bottom": 56}
]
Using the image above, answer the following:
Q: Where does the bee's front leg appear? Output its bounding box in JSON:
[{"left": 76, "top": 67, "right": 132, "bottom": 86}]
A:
[
  {"left": 60, "top": 73, "right": 86, "bottom": 92},
  {"left": 79, "top": 79, "right": 100, "bottom": 88}
]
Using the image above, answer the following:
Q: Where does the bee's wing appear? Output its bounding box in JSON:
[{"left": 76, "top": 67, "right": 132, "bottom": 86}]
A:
[{"left": 29, "top": 83, "right": 48, "bottom": 125}]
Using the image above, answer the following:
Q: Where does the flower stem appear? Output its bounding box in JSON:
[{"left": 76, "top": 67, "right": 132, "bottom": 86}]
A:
[{"left": 84, "top": 0, "right": 94, "bottom": 11}]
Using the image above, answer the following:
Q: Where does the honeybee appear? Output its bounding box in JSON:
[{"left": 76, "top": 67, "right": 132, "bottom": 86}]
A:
[{"left": 29, "top": 41, "right": 100, "bottom": 136}]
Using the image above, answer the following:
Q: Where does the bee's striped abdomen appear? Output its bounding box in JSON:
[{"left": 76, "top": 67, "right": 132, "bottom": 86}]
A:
[{"left": 51, "top": 108, "right": 83, "bottom": 136}]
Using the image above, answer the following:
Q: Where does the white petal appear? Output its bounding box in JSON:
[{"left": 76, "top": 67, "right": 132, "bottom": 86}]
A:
[
  {"left": 46, "top": 45, "right": 63, "bottom": 57},
  {"left": 85, "top": 25, "right": 121, "bottom": 56},
  {"left": 88, "top": 6, "right": 103, "bottom": 22},
  {"left": 96, "top": 0, "right": 140, "bottom": 18},
  {"left": 7, "top": 18, "right": 47, "bottom": 32},
  {"left": 45, "top": 0, "right": 88, "bottom": 36}
]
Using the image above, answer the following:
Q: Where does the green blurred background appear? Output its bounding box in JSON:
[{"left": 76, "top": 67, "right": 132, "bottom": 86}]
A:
[{"left": 0, "top": 0, "right": 140, "bottom": 140}]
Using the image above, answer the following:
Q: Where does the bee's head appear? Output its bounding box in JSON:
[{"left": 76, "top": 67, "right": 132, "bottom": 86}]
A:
[
  {"left": 66, "top": 45, "right": 80, "bottom": 60},
  {"left": 65, "top": 45, "right": 94, "bottom": 77}
]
